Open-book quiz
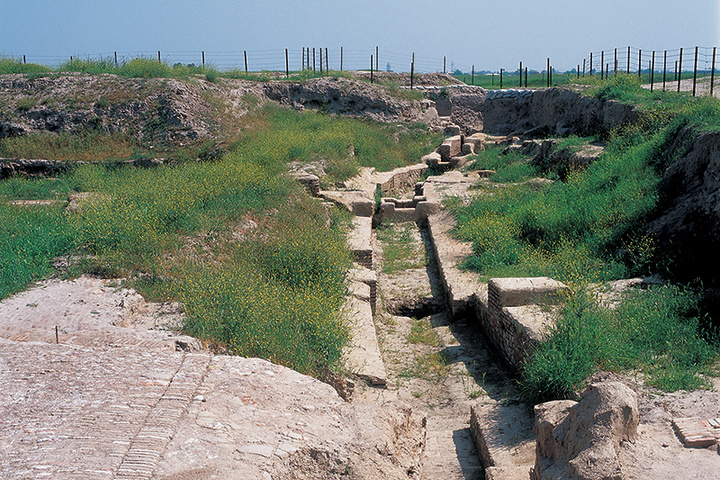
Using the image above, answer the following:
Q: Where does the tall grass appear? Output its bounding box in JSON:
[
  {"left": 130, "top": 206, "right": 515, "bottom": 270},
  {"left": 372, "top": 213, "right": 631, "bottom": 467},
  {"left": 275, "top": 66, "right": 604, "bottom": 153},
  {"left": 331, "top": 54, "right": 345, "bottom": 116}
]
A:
[
  {"left": 232, "top": 104, "right": 441, "bottom": 182},
  {"left": 0, "top": 57, "right": 52, "bottom": 75},
  {"left": 177, "top": 197, "right": 351, "bottom": 373},
  {"left": 521, "top": 286, "right": 717, "bottom": 403},
  {"left": 0, "top": 132, "right": 138, "bottom": 161},
  {"left": 0, "top": 203, "right": 75, "bottom": 299}
]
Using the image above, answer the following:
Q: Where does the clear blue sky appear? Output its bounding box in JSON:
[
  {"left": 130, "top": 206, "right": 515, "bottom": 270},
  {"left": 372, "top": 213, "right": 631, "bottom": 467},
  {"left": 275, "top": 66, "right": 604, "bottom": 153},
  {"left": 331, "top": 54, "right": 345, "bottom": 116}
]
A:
[{"left": 1, "top": 0, "right": 718, "bottom": 72}]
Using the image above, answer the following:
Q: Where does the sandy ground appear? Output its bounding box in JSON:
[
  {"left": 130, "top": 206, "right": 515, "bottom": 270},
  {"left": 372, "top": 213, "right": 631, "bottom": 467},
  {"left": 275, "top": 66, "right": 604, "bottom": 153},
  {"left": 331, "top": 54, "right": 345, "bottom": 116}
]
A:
[
  {"left": 642, "top": 76, "right": 720, "bottom": 98},
  {"left": 620, "top": 378, "right": 720, "bottom": 479}
]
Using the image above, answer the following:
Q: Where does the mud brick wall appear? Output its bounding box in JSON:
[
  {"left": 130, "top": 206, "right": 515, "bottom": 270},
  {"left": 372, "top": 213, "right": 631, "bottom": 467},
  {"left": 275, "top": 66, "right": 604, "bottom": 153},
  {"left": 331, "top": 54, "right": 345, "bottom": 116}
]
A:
[
  {"left": 473, "top": 278, "right": 565, "bottom": 374},
  {"left": 474, "top": 293, "right": 538, "bottom": 374}
]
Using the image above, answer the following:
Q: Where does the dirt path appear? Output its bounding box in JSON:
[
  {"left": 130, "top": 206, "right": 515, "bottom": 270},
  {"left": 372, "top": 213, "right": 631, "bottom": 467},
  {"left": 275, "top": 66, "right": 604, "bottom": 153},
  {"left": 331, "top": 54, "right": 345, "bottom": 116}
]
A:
[
  {"left": 643, "top": 76, "right": 720, "bottom": 98},
  {"left": 351, "top": 220, "right": 523, "bottom": 479}
]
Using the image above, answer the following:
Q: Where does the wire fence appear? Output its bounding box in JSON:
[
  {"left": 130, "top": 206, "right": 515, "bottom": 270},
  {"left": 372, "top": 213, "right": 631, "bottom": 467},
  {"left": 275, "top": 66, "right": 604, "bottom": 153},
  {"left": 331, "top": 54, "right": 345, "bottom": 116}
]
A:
[
  {"left": 577, "top": 46, "right": 718, "bottom": 95},
  {"left": 9, "top": 45, "right": 720, "bottom": 96},
  {"left": 11, "top": 47, "right": 451, "bottom": 74}
]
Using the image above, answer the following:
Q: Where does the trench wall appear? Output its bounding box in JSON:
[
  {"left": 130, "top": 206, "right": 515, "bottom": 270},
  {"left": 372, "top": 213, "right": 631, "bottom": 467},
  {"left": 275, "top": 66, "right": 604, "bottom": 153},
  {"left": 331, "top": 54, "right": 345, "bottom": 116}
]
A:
[
  {"left": 427, "top": 213, "right": 562, "bottom": 374},
  {"left": 482, "top": 87, "right": 638, "bottom": 137}
]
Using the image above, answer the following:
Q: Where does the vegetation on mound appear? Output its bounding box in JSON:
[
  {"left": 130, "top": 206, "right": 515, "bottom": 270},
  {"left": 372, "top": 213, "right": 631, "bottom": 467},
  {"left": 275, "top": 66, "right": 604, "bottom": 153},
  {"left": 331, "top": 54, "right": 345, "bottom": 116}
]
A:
[
  {"left": 232, "top": 104, "right": 441, "bottom": 184},
  {"left": 0, "top": 103, "right": 438, "bottom": 375},
  {"left": 0, "top": 56, "right": 411, "bottom": 86},
  {"left": 453, "top": 74, "right": 720, "bottom": 402}
]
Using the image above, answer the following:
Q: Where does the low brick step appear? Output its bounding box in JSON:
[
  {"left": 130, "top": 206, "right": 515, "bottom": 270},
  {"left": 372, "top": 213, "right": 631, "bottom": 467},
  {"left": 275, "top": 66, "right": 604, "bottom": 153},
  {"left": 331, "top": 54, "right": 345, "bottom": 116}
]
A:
[{"left": 672, "top": 417, "right": 717, "bottom": 448}]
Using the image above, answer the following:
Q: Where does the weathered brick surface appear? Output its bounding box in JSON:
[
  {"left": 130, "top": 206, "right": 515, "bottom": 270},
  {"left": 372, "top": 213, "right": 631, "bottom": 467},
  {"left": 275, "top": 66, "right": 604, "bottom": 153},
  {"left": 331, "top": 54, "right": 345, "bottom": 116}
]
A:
[
  {"left": 0, "top": 341, "right": 207, "bottom": 479},
  {"left": 672, "top": 417, "right": 717, "bottom": 448}
]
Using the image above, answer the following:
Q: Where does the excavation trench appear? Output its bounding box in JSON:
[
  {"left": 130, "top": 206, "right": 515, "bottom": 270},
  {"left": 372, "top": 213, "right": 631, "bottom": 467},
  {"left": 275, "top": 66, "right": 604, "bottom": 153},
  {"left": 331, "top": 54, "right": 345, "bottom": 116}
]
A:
[{"left": 352, "top": 189, "right": 533, "bottom": 479}]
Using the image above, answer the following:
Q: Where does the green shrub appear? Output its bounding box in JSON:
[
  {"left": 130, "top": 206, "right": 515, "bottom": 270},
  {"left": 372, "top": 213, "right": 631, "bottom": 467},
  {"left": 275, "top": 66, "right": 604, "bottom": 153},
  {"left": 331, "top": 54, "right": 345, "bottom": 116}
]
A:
[
  {"left": 16, "top": 97, "right": 36, "bottom": 111},
  {"left": 0, "top": 57, "right": 51, "bottom": 75},
  {"left": 118, "top": 58, "right": 172, "bottom": 78},
  {"left": 520, "top": 286, "right": 717, "bottom": 404}
]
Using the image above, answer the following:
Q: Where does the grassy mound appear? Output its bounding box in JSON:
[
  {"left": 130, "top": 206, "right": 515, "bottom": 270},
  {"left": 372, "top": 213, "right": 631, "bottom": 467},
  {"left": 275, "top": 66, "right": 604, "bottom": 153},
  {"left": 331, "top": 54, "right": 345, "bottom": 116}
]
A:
[{"left": 0, "top": 104, "right": 438, "bottom": 375}]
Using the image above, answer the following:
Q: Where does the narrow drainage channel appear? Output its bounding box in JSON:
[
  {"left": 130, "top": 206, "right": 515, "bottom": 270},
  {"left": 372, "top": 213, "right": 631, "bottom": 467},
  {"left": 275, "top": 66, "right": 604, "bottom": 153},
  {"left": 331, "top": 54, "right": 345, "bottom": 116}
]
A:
[{"left": 353, "top": 219, "right": 518, "bottom": 480}]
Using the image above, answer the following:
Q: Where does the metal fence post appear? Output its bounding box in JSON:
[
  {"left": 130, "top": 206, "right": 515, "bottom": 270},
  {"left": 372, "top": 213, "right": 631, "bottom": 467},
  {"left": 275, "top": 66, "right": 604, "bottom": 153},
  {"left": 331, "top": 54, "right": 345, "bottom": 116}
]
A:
[
  {"left": 650, "top": 51, "right": 655, "bottom": 91},
  {"left": 614, "top": 48, "right": 618, "bottom": 76},
  {"left": 711, "top": 47, "right": 716, "bottom": 97},
  {"left": 627, "top": 46, "right": 631, "bottom": 74},
  {"left": 547, "top": 58, "right": 550, "bottom": 86},
  {"left": 519, "top": 61, "right": 522, "bottom": 86},
  {"left": 692, "top": 46, "right": 698, "bottom": 96},
  {"left": 678, "top": 48, "right": 683, "bottom": 92},
  {"left": 663, "top": 50, "right": 667, "bottom": 91}
]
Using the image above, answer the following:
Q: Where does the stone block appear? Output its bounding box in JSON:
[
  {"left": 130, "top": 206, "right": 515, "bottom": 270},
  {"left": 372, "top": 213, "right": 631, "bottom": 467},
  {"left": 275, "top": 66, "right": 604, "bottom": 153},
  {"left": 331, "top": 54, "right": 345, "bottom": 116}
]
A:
[
  {"left": 437, "top": 135, "right": 462, "bottom": 162},
  {"left": 343, "top": 296, "right": 387, "bottom": 386},
  {"left": 415, "top": 201, "right": 441, "bottom": 222},
  {"left": 470, "top": 403, "right": 536, "bottom": 480},
  {"left": 488, "top": 277, "right": 567, "bottom": 310},
  {"left": 351, "top": 199, "right": 375, "bottom": 217},
  {"left": 378, "top": 201, "right": 396, "bottom": 216},
  {"left": 464, "top": 136, "right": 485, "bottom": 153},
  {"left": 347, "top": 216, "right": 373, "bottom": 268},
  {"left": 378, "top": 163, "right": 428, "bottom": 194},
  {"left": 421, "top": 151, "right": 442, "bottom": 167},
  {"left": 320, "top": 190, "right": 374, "bottom": 217},
  {"left": 449, "top": 155, "right": 470, "bottom": 168},
  {"left": 290, "top": 172, "right": 320, "bottom": 196},
  {"left": 443, "top": 124, "right": 461, "bottom": 136},
  {"left": 532, "top": 382, "right": 639, "bottom": 480}
]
